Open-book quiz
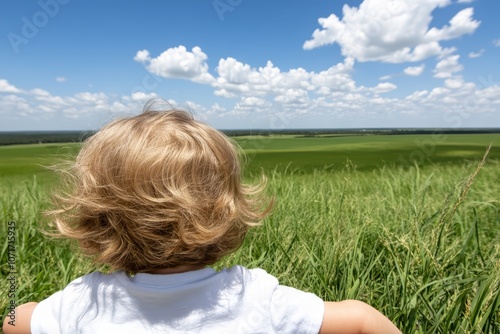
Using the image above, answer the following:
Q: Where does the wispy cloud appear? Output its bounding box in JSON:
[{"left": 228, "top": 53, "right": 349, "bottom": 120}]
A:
[{"left": 468, "top": 49, "right": 484, "bottom": 58}]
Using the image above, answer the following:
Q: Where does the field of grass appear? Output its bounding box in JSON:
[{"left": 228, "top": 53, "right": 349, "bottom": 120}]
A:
[
  {"left": 1, "top": 134, "right": 499, "bottom": 333},
  {"left": 0, "top": 143, "right": 80, "bottom": 185},
  {"left": 235, "top": 133, "right": 500, "bottom": 174}
]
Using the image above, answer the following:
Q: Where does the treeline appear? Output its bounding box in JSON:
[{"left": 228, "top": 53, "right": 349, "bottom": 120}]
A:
[
  {"left": 0, "top": 131, "right": 96, "bottom": 146},
  {"left": 222, "top": 128, "right": 500, "bottom": 137},
  {"left": 1, "top": 128, "right": 499, "bottom": 145}
]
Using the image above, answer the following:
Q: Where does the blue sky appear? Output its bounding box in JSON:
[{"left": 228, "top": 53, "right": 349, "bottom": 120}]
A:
[{"left": 1, "top": 0, "right": 499, "bottom": 131}]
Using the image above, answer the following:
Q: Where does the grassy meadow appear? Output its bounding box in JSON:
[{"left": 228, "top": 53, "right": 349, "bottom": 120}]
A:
[{"left": 1, "top": 133, "right": 499, "bottom": 333}]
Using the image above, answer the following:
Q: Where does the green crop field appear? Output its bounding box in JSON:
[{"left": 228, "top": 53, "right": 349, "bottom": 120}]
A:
[
  {"left": 235, "top": 133, "right": 500, "bottom": 174},
  {"left": 0, "top": 143, "right": 80, "bottom": 185},
  {"left": 1, "top": 134, "right": 499, "bottom": 333}
]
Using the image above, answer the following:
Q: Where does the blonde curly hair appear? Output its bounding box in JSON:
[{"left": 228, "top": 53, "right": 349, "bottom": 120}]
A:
[{"left": 47, "top": 108, "right": 270, "bottom": 273}]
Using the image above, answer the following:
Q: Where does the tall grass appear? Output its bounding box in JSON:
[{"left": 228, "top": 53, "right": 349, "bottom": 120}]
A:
[
  {"left": 224, "top": 158, "right": 500, "bottom": 333},
  {"left": 1, "top": 159, "right": 499, "bottom": 333}
]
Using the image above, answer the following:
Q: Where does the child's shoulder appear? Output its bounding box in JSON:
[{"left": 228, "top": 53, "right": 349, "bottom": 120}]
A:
[
  {"left": 220, "top": 265, "right": 278, "bottom": 284},
  {"left": 69, "top": 270, "right": 124, "bottom": 284},
  {"left": 52, "top": 270, "right": 128, "bottom": 297}
]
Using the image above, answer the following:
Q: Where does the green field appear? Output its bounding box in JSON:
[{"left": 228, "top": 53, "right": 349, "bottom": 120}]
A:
[
  {"left": 0, "top": 143, "right": 80, "bottom": 185},
  {"left": 1, "top": 133, "right": 498, "bottom": 180},
  {"left": 1, "top": 134, "right": 499, "bottom": 333},
  {"left": 234, "top": 133, "right": 500, "bottom": 174}
]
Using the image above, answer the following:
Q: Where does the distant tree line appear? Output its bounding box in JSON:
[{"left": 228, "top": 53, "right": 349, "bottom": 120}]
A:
[
  {"left": 1, "top": 128, "right": 499, "bottom": 145},
  {"left": 0, "top": 131, "right": 96, "bottom": 146},
  {"left": 221, "top": 128, "right": 500, "bottom": 137}
]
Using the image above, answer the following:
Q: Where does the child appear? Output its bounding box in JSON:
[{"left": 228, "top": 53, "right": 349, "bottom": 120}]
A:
[{"left": 3, "top": 106, "right": 401, "bottom": 334}]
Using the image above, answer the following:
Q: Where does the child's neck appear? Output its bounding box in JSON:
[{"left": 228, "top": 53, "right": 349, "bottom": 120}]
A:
[{"left": 142, "top": 265, "right": 206, "bottom": 275}]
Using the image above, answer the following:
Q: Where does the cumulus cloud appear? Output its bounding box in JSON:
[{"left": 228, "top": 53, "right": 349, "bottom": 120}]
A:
[
  {"left": 0, "top": 79, "right": 22, "bottom": 93},
  {"left": 371, "top": 82, "right": 397, "bottom": 94},
  {"left": 135, "top": 44, "right": 400, "bottom": 110},
  {"left": 404, "top": 64, "right": 425, "bottom": 76},
  {"left": 210, "top": 56, "right": 361, "bottom": 106},
  {"left": 240, "top": 97, "right": 269, "bottom": 107},
  {"left": 129, "top": 91, "right": 158, "bottom": 102},
  {"left": 311, "top": 57, "right": 356, "bottom": 94},
  {"left": 303, "top": 0, "right": 480, "bottom": 63},
  {"left": 444, "top": 77, "right": 464, "bottom": 89},
  {"left": 434, "top": 55, "right": 463, "bottom": 78},
  {"left": 0, "top": 94, "right": 31, "bottom": 116},
  {"left": 134, "top": 46, "right": 214, "bottom": 84},
  {"left": 187, "top": 50, "right": 493, "bottom": 123},
  {"left": 2, "top": 72, "right": 500, "bottom": 129},
  {"left": 7, "top": 20, "right": 498, "bottom": 129},
  {"left": 134, "top": 49, "right": 150, "bottom": 63},
  {"left": 0, "top": 80, "right": 172, "bottom": 125}
]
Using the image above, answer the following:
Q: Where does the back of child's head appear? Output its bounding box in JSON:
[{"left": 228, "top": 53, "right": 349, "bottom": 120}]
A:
[{"left": 48, "top": 105, "right": 269, "bottom": 273}]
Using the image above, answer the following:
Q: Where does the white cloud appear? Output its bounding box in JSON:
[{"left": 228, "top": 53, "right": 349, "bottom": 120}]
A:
[
  {"left": 31, "top": 88, "right": 51, "bottom": 96},
  {"left": 74, "top": 92, "right": 108, "bottom": 103},
  {"left": 134, "top": 46, "right": 214, "bottom": 84},
  {"left": 274, "top": 89, "right": 309, "bottom": 105},
  {"left": 0, "top": 82, "right": 155, "bottom": 124},
  {"left": 404, "top": 64, "right": 425, "bottom": 76},
  {"left": 434, "top": 55, "right": 463, "bottom": 78},
  {"left": 210, "top": 103, "right": 225, "bottom": 113},
  {"left": 135, "top": 46, "right": 382, "bottom": 108},
  {"left": 214, "top": 88, "right": 237, "bottom": 99},
  {"left": 405, "top": 90, "right": 429, "bottom": 101},
  {"left": 55, "top": 77, "right": 67, "bottom": 82},
  {"left": 493, "top": 39, "right": 500, "bottom": 47},
  {"left": 216, "top": 57, "right": 254, "bottom": 85},
  {"left": 369, "top": 82, "right": 397, "bottom": 94},
  {"left": 444, "top": 76, "right": 464, "bottom": 89},
  {"left": 130, "top": 92, "right": 158, "bottom": 102},
  {"left": 240, "top": 97, "right": 269, "bottom": 107},
  {"left": 468, "top": 49, "right": 484, "bottom": 58},
  {"left": 457, "top": 0, "right": 474, "bottom": 3},
  {"left": 9, "top": 24, "right": 500, "bottom": 130},
  {"left": 233, "top": 97, "right": 273, "bottom": 114},
  {"left": 134, "top": 49, "right": 150, "bottom": 63},
  {"left": 303, "top": 0, "right": 480, "bottom": 63},
  {"left": 425, "top": 8, "right": 479, "bottom": 41},
  {"left": 131, "top": 46, "right": 497, "bottom": 125},
  {"left": 0, "top": 94, "right": 31, "bottom": 116},
  {"left": 214, "top": 57, "right": 324, "bottom": 98},
  {"left": 0, "top": 79, "right": 22, "bottom": 93},
  {"left": 310, "top": 57, "right": 355, "bottom": 92},
  {"left": 2, "top": 72, "right": 500, "bottom": 130}
]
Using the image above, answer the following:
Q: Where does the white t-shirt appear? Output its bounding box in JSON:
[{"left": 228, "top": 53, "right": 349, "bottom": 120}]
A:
[{"left": 31, "top": 266, "right": 324, "bottom": 333}]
